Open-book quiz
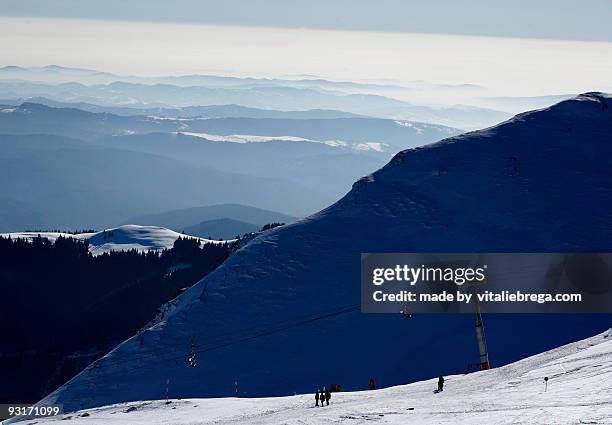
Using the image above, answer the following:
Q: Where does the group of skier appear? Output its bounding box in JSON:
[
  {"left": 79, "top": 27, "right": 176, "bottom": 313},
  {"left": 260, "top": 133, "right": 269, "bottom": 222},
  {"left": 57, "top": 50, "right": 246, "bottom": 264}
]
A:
[
  {"left": 314, "top": 375, "right": 446, "bottom": 407},
  {"left": 315, "top": 388, "right": 331, "bottom": 406}
]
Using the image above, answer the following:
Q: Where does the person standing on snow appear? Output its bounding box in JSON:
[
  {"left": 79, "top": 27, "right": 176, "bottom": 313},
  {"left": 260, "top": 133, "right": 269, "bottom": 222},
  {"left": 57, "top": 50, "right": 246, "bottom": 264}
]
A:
[
  {"left": 315, "top": 389, "right": 320, "bottom": 406},
  {"left": 324, "top": 388, "right": 331, "bottom": 406},
  {"left": 438, "top": 375, "right": 445, "bottom": 392},
  {"left": 369, "top": 377, "right": 376, "bottom": 390}
]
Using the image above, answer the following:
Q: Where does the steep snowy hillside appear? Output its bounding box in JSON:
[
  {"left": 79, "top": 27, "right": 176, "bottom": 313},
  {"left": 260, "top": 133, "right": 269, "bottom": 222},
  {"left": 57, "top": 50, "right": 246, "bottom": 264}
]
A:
[
  {"left": 39, "top": 93, "right": 612, "bottom": 412},
  {"left": 1, "top": 225, "right": 226, "bottom": 255},
  {"left": 22, "top": 330, "right": 612, "bottom": 424}
]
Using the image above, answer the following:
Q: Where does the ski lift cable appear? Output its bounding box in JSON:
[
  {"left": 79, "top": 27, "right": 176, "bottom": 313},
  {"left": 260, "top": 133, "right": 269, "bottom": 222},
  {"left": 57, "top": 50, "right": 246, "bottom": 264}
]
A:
[
  {"left": 68, "top": 303, "right": 362, "bottom": 379},
  {"left": 71, "top": 304, "right": 361, "bottom": 384},
  {"left": 62, "top": 260, "right": 575, "bottom": 388},
  {"left": 66, "top": 259, "right": 562, "bottom": 384},
  {"left": 101, "top": 303, "right": 362, "bottom": 366},
  {"left": 92, "top": 301, "right": 361, "bottom": 369},
  {"left": 73, "top": 258, "right": 544, "bottom": 374},
  {"left": 149, "top": 302, "right": 363, "bottom": 350}
]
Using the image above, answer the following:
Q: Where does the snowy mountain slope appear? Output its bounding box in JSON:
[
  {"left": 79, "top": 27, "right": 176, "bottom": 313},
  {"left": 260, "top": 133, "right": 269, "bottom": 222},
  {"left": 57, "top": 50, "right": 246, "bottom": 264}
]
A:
[
  {"left": 1, "top": 225, "right": 227, "bottom": 256},
  {"left": 38, "top": 93, "right": 612, "bottom": 412},
  {"left": 22, "top": 330, "right": 612, "bottom": 425}
]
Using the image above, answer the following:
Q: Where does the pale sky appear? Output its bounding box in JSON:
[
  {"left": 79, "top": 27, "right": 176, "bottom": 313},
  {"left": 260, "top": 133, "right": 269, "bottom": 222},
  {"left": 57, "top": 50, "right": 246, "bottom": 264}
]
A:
[
  {"left": 3, "top": 0, "right": 612, "bottom": 42},
  {"left": 1, "top": 10, "right": 611, "bottom": 97}
]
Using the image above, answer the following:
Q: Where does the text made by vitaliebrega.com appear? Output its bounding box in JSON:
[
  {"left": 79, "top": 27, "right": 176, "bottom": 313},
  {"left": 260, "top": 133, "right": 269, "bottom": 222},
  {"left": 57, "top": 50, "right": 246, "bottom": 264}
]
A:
[{"left": 361, "top": 253, "right": 612, "bottom": 313}]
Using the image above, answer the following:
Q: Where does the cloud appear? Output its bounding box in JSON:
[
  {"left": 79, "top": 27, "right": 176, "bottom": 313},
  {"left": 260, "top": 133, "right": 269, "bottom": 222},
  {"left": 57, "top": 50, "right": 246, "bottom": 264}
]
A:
[
  {"left": 1, "top": 16, "right": 611, "bottom": 97},
  {"left": 1, "top": 0, "right": 612, "bottom": 42}
]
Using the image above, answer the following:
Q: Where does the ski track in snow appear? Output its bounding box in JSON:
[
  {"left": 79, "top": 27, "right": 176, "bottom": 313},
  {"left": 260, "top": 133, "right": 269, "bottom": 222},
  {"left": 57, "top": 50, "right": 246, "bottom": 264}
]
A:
[{"left": 18, "top": 330, "right": 612, "bottom": 425}]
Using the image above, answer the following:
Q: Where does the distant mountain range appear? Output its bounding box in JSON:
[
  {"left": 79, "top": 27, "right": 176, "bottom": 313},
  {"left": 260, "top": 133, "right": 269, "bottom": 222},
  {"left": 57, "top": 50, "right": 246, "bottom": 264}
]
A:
[
  {"left": 1, "top": 97, "right": 366, "bottom": 119},
  {"left": 0, "top": 102, "right": 459, "bottom": 151},
  {"left": 0, "top": 65, "right": 511, "bottom": 129},
  {"left": 124, "top": 204, "right": 298, "bottom": 239},
  {"left": 183, "top": 219, "right": 259, "bottom": 239},
  {"left": 0, "top": 102, "right": 458, "bottom": 230},
  {"left": 0, "top": 65, "right": 476, "bottom": 92},
  {"left": 0, "top": 133, "right": 329, "bottom": 229}
]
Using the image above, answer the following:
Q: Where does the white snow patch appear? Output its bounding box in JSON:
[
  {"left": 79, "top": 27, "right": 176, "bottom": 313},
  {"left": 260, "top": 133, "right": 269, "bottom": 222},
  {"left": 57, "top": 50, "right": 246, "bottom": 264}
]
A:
[
  {"left": 179, "top": 132, "right": 388, "bottom": 151},
  {"left": 179, "top": 131, "right": 314, "bottom": 143},
  {"left": 353, "top": 142, "right": 387, "bottom": 152},
  {"left": 147, "top": 116, "right": 193, "bottom": 122},
  {"left": 117, "top": 129, "right": 136, "bottom": 135},
  {"left": 322, "top": 140, "right": 348, "bottom": 147}
]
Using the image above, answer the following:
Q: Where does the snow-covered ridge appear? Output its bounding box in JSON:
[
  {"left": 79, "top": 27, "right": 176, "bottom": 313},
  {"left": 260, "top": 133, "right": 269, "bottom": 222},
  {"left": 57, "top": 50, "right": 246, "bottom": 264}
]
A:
[
  {"left": 20, "top": 330, "right": 612, "bottom": 424},
  {"left": 179, "top": 131, "right": 314, "bottom": 144},
  {"left": 1, "top": 225, "right": 229, "bottom": 256},
  {"left": 177, "top": 131, "right": 388, "bottom": 152}
]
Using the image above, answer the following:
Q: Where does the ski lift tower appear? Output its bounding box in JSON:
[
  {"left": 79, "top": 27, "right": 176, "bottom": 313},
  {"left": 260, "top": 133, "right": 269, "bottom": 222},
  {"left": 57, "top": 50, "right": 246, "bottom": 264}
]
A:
[
  {"left": 468, "top": 268, "right": 490, "bottom": 370},
  {"left": 474, "top": 303, "right": 490, "bottom": 370}
]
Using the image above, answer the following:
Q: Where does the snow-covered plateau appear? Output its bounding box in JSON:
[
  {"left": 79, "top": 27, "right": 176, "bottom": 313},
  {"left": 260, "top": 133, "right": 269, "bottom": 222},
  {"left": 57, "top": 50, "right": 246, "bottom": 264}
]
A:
[{"left": 1, "top": 225, "right": 229, "bottom": 256}]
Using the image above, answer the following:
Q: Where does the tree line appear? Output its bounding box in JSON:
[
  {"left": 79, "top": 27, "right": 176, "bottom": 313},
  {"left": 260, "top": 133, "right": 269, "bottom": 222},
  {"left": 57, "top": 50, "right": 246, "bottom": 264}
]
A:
[{"left": 0, "top": 235, "right": 230, "bottom": 403}]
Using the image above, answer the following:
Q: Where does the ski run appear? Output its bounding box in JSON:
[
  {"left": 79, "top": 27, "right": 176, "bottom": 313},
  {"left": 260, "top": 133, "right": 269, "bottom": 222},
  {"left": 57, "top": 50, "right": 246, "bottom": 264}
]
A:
[{"left": 12, "top": 329, "right": 612, "bottom": 425}]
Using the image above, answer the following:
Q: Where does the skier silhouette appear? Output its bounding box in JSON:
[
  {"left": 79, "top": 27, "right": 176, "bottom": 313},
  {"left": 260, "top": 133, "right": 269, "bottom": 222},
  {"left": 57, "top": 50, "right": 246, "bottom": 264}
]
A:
[
  {"left": 315, "top": 390, "right": 320, "bottom": 406},
  {"left": 438, "top": 375, "right": 445, "bottom": 392},
  {"left": 324, "top": 388, "right": 331, "bottom": 406}
]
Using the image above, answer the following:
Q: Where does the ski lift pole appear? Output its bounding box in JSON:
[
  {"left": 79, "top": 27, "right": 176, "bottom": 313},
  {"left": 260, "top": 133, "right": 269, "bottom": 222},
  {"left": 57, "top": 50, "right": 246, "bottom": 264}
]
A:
[
  {"left": 471, "top": 283, "right": 490, "bottom": 370},
  {"left": 474, "top": 308, "right": 490, "bottom": 370}
]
